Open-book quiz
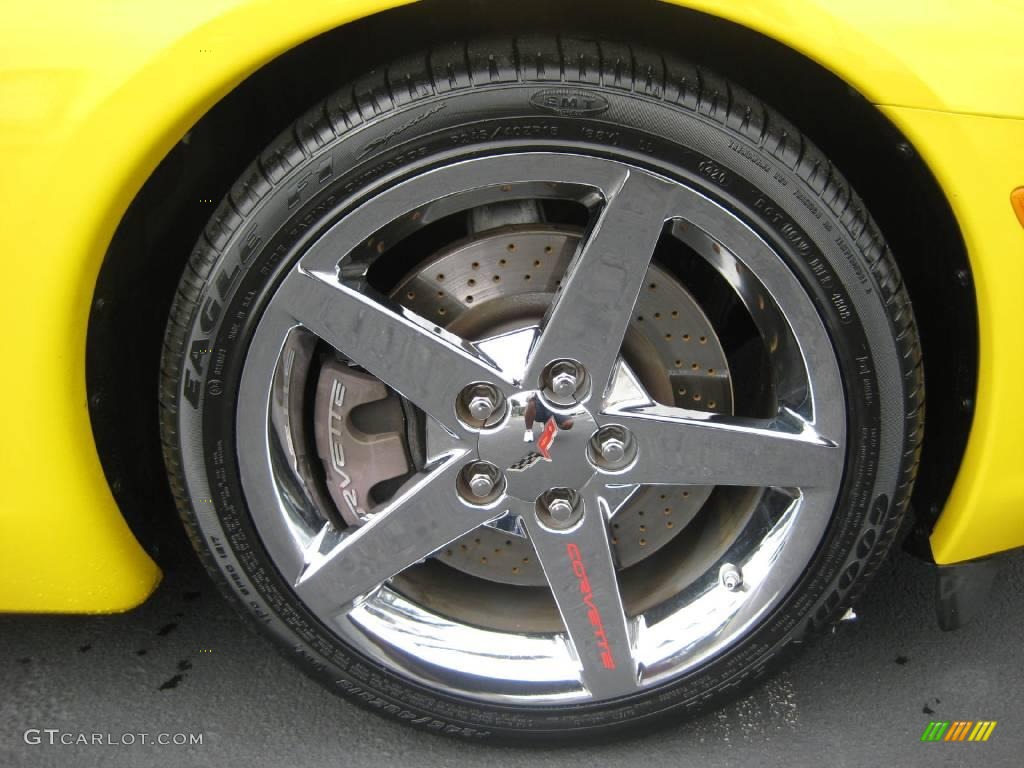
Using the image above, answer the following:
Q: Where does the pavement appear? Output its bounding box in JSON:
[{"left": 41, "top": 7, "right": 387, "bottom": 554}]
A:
[{"left": 2, "top": 532, "right": 1022, "bottom": 768}]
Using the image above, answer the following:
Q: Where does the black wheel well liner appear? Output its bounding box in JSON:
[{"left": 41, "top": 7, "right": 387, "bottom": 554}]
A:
[{"left": 87, "top": 0, "right": 975, "bottom": 563}]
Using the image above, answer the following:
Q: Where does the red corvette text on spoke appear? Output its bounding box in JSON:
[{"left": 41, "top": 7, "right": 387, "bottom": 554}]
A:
[{"left": 566, "top": 543, "right": 617, "bottom": 669}]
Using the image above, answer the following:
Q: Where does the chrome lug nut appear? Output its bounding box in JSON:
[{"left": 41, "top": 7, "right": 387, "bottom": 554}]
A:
[
  {"left": 468, "top": 394, "right": 497, "bottom": 421},
  {"left": 459, "top": 383, "right": 504, "bottom": 426},
  {"left": 599, "top": 436, "right": 626, "bottom": 463},
  {"left": 547, "top": 498, "right": 574, "bottom": 523},
  {"left": 719, "top": 563, "right": 743, "bottom": 591},
  {"left": 536, "top": 488, "right": 582, "bottom": 529},
  {"left": 469, "top": 473, "right": 495, "bottom": 497},
  {"left": 590, "top": 425, "right": 635, "bottom": 469},
  {"left": 460, "top": 461, "right": 502, "bottom": 503},
  {"left": 551, "top": 371, "right": 578, "bottom": 397},
  {"left": 547, "top": 360, "right": 581, "bottom": 398}
]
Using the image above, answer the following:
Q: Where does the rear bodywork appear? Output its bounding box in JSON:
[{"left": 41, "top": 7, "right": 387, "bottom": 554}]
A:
[{"left": 1, "top": 0, "right": 1022, "bottom": 612}]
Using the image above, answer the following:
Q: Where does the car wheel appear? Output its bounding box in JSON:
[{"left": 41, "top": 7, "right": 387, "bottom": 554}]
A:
[{"left": 160, "top": 35, "right": 924, "bottom": 743}]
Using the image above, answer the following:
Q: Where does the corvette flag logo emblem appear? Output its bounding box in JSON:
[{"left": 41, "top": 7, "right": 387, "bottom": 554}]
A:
[{"left": 537, "top": 417, "right": 558, "bottom": 460}]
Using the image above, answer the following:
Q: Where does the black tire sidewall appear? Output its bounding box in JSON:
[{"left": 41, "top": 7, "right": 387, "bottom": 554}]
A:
[{"left": 168, "top": 82, "right": 906, "bottom": 741}]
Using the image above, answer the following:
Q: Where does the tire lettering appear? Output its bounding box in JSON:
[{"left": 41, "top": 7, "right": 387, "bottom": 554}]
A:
[{"left": 199, "top": 296, "right": 221, "bottom": 333}]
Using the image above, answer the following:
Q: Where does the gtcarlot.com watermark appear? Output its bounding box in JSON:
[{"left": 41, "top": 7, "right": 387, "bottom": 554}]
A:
[{"left": 24, "top": 729, "right": 203, "bottom": 746}]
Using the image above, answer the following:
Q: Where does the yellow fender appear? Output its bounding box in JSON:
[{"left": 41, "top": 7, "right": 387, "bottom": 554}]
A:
[{"left": 0, "top": 0, "right": 1021, "bottom": 611}]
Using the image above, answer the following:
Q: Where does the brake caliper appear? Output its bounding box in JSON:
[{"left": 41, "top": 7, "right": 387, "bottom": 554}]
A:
[{"left": 313, "top": 361, "right": 410, "bottom": 526}]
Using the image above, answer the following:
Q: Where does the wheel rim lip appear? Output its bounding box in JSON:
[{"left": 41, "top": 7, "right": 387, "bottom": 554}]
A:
[{"left": 234, "top": 151, "right": 846, "bottom": 705}]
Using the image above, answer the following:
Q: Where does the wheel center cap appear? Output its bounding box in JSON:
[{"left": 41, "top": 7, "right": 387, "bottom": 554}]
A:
[{"left": 477, "top": 390, "right": 597, "bottom": 501}]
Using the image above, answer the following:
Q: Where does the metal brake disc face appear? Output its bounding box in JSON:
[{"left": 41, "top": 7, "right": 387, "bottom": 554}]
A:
[{"left": 313, "top": 226, "right": 733, "bottom": 586}]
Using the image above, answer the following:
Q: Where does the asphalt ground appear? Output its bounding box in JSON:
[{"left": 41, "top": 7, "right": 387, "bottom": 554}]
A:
[{"left": 2, "top": 534, "right": 1022, "bottom": 768}]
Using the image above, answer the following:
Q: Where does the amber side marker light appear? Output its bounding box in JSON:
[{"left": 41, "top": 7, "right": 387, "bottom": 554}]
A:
[{"left": 1012, "top": 187, "right": 1024, "bottom": 229}]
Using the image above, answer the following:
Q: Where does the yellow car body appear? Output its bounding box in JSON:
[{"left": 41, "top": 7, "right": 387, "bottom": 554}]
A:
[{"left": 1, "top": 0, "right": 1022, "bottom": 613}]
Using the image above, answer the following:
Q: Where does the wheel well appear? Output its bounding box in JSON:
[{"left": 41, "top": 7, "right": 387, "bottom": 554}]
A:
[{"left": 87, "top": 0, "right": 975, "bottom": 563}]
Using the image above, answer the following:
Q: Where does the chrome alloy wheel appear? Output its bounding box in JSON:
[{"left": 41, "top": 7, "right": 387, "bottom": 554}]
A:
[{"left": 235, "top": 152, "right": 846, "bottom": 704}]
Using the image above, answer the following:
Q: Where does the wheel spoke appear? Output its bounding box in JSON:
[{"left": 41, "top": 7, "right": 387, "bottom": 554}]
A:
[
  {"left": 273, "top": 269, "right": 511, "bottom": 432},
  {"left": 521, "top": 491, "right": 639, "bottom": 698},
  {"left": 524, "top": 170, "right": 673, "bottom": 398},
  {"left": 606, "top": 403, "right": 842, "bottom": 488},
  {"left": 294, "top": 452, "right": 499, "bottom": 617}
]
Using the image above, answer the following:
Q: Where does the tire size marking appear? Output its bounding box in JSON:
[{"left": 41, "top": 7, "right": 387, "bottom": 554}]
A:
[
  {"left": 579, "top": 126, "right": 621, "bottom": 145},
  {"left": 448, "top": 124, "right": 559, "bottom": 146}
]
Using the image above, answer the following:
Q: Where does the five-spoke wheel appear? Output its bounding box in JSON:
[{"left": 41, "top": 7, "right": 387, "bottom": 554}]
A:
[{"left": 162, "top": 36, "right": 921, "bottom": 740}]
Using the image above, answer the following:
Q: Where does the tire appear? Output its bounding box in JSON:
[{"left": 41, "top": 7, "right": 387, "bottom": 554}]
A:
[{"left": 159, "top": 35, "right": 923, "bottom": 743}]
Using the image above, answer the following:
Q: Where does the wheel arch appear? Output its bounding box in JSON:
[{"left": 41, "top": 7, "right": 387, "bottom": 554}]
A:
[{"left": 87, "top": 0, "right": 975, "bottom": 565}]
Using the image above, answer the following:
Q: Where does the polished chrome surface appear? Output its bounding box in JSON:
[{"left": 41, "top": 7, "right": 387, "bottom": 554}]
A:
[
  {"left": 398, "top": 226, "right": 727, "bottom": 581},
  {"left": 468, "top": 395, "right": 497, "bottom": 421},
  {"left": 719, "top": 563, "right": 743, "bottom": 591},
  {"left": 598, "top": 437, "right": 625, "bottom": 463},
  {"left": 536, "top": 488, "right": 583, "bottom": 529},
  {"left": 545, "top": 498, "right": 574, "bottom": 525},
  {"left": 591, "top": 424, "right": 635, "bottom": 470},
  {"left": 459, "top": 382, "right": 505, "bottom": 427},
  {"left": 548, "top": 361, "right": 582, "bottom": 398},
  {"left": 478, "top": 385, "right": 598, "bottom": 502},
  {"left": 463, "top": 461, "right": 502, "bottom": 501},
  {"left": 468, "top": 472, "right": 495, "bottom": 498},
  {"left": 236, "top": 153, "right": 846, "bottom": 705}
]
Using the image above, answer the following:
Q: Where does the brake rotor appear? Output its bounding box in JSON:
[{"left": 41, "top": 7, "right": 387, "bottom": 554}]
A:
[{"left": 314, "top": 225, "right": 732, "bottom": 586}]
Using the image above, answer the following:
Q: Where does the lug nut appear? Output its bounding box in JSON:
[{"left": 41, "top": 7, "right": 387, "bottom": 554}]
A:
[
  {"left": 536, "top": 488, "right": 582, "bottom": 529},
  {"left": 719, "top": 563, "right": 743, "bottom": 591},
  {"left": 547, "top": 498, "right": 574, "bottom": 523},
  {"left": 590, "top": 425, "right": 635, "bottom": 469},
  {"left": 547, "top": 360, "right": 581, "bottom": 398},
  {"left": 468, "top": 472, "right": 495, "bottom": 497},
  {"left": 599, "top": 437, "right": 626, "bottom": 463},
  {"left": 461, "top": 461, "right": 502, "bottom": 503},
  {"left": 468, "top": 394, "right": 497, "bottom": 421},
  {"left": 551, "top": 371, "right": 578, "bottom": 397},
  {"left": 459, "top": 383, "right": 504, "bottom": 426}
]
